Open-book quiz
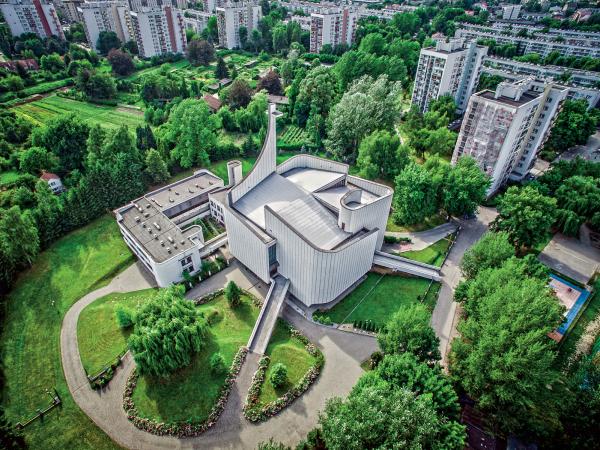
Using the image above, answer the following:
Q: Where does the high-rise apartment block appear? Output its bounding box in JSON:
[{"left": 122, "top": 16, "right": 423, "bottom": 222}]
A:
[
  {"left": 62, "top": 0, "right": 83, "bottom": 22},
  {"left": 411, "top": 39, "right": 488, "bottom": 114},
  {"left": 130, "top": 6, "right": 186, "bottom": 57},
  {"left": 184, "top": 8, "right": 212, "bottom": 34},
  {"left": 79, "top": 1, "right": 132, "bottom": 51},
  {"left": 216, "top": 1, "right": 261, "bottom": 50},
  {"left": 128, "top": 0, "right": 188, "bottom": 12},
  {"left": 309, "top": 6, "right": 359, "bottom": 53},
  {"left": 452, "top": 78, "right": 568, "bottom": 195},
  {"left": 0, "top": 0, "right": 64, "bottom": 39}
]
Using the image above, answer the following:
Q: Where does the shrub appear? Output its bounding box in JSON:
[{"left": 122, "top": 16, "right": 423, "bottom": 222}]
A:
[
  {"left": 115, "top": 305, "right": 135, "bottom": 329},
  {"left": 270, "top": 362, "right": 288, "bottom": 388},
  {"left": 209, "top": 352, "right": 226, "bottom": 375},
  {"left": 225, "top": 281, "right": 241, "bottom": 308}
]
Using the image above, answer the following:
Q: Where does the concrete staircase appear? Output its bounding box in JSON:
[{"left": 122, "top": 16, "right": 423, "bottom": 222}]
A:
[
  {"left": 373, "top": 251, "right": 441, "bottom": 281},
  {"left": 247, "top": 275, "right": 290, "bottom": 355}
]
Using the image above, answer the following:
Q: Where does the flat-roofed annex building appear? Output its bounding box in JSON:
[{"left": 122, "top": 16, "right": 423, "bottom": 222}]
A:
[
  {"left": 209, "top": 104, "right": 393, "bottom": 307},
  {"left": 115, "top": 170, "right": 225, "bottom": 287}
]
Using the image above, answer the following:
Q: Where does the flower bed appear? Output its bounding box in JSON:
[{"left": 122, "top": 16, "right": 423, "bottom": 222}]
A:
[
  {"left": 88, "top": 351, "right": 127, "bottom": 390},
  {"left": 243, "top": 326, "right": 324, "bottom": 422},
  {"left": 123, "top": 346, "right": 248, "bottom": 437}
]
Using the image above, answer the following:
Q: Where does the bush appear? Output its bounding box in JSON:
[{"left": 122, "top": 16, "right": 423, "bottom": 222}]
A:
[
  {"left": 209, "top": 352, "right": 226, "bottom": 375},
  {"left": 115, "top": 305, "right": 134, "bottom": 329},
  {"left": 225, "top": 281, "right": 241, "bottom": 308},
  {"left": 313, "top": 314, "right": 333, "bottom": 326},
  {"left": 270, "top": 362, "right": 288, "bottom": 388}
]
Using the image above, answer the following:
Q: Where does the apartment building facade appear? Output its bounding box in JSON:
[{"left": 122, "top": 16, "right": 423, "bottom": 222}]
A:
[
  {"left": 128, "top": 0, "right": 188, "bottom": 11},
  {"left": 411, "top": 38, "right": 488, "bottom": 114},
  {"left": 130, "top": 5, "right": 186, "bottom": 57},
  {"left": 216, "top": 0, "right": 261, "bottom": 49},
  {"left": 455, "top": 26, "right": 600, "bottom": 58},
  {"left": 309, "top": 6, "right": 359, "bottom": 53},
  {"left": 184, "top": 8, "right": 212, "bottom": 34},
  {"left": 79, "top": 1, "right": 133, "bottom": 51},
  {"left": 0, "top": 0, "right": 64, "bottom": 38},
  {"left": 452, "top": 78, "right": 568, "bottom": 195}
]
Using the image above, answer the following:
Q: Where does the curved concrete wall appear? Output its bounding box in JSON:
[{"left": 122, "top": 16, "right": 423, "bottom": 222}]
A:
[{"left": 275, "top": 154, "right": 348, "bottom": 176}]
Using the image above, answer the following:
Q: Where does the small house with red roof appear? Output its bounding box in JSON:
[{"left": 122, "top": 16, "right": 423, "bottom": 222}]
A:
[{"left": 40, "top": 171, "right": 65, "bottom": 194}]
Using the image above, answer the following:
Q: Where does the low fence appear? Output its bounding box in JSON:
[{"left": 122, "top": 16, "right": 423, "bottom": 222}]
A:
[{"left": 15, "top": 389, "right": 61, "bottom": 430}]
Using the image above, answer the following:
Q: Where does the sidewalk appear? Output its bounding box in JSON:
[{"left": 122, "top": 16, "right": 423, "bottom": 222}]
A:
[{"left": 384, "top": 222, "right": 458, "bottom": 252}]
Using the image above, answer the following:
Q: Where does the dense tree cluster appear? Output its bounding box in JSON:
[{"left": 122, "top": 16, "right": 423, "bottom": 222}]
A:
[{"left": 128, "top": 286, "right": 207, "bottom": 377}]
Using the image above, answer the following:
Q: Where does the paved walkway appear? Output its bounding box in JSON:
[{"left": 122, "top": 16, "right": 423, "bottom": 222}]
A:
[
  {"left": 61, "top": 261, "right": 377, "bottom": 449},
  {"left": 430, "top": 207, "right": 497, "bottom": 366},
  {"left": 384, "top": 222, "right": 458, "bottom": 252}
]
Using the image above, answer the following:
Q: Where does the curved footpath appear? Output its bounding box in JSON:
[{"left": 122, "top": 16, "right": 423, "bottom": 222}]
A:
[{"left": 61, "top": 261, "right": 377, "bottom": 449}]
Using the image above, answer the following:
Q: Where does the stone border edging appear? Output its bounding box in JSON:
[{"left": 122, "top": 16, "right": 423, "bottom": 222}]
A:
[
  {"left": 123, "top": 347, "right": 248, "bottom": 437},
  {"left": 242, "top": 325, "right": 324, "bottom": 422}
]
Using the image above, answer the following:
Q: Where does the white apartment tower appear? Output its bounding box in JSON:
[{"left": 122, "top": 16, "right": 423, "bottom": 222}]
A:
[
  {"left": 309, "top": 6, "right": 359, "bottom": 53},
  {"left": 128, "top": 0, "right": 188, "bottom": 12},
  {"left": 216, "top": 0, "right": 261, "bottom": 49},
  {"left": 79, "top": 1, "right": 132, "bottom": 51},
  {"left": 130, "top": 6, "right": 186, "bottom": 57},
  {"left": 0, "top": 0, "right": 64, "bottom": 39},
  {"left": 411, "top": 38, "right": 488, "bottom": 114},
  {"left": 452, "top": 78, "right": 568, "bottom": 195},
  {"left": 184, "top": 9, "right": 212, "bottom": 34}
]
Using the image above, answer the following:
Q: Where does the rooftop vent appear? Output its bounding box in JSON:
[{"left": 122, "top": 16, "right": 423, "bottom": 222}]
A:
[
  {"left": 167, "top": 247, "right": 171, "bottom": 254},
  {"left": 160, "top": 240, "right": 165, "bottom": 246},
  {"left": 137, "top": 206, "right": 143, "bottom": 213},
  {"left": 154, "top": 234, "right": 158, "bottom": 240},
  {"left": 148, "top": 228, "right": 153, "bottom": 234},
  {"left": 141, "top": 222, "right": 146, "bottom": 228},
  {"left": 188, "top": 187, "right": 193, "bottom": 193},
  {"left": 168, "top": 236, "right": 174, "bottom": 243},
  {"left": 174, "top": 244, "right": 178, "bottom": 249},
  {"left": 195, "top": 183, "right": 199, "bottom": 188},
  {"left": 135, "top": 216, "right": 140, "bottom": 222},
  {"left": 143, "top": 212, "right": 149, "bottom": 218},
  {"left": 153, "top": 222, "right": 161, "bottom": 231},
  {"left": 180, "top": 240, "right": 185, "bottom": 245},
  {"left": 146, "top": 203, "right": 151, "bottom": 209},
  {"left": 175, "top": 191, "right": 179, "bottom": 195},
  {"left": 169, "top": 197, "right": 174, "bottom": 203}
]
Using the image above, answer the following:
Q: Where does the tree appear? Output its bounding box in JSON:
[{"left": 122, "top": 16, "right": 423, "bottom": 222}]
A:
[
  {"left": 160, "top": 99, "right": 220, "bottom": 168},
  {"left": 107, "top": 48, "right": 135, "bottom": 75},
  {"left": 32, "top": 114, "right": 90, "bottom": 172},
  {"left": 319, "top": 382, "right": 440, "bottom": 450},
  {"left": 115, "top": 305, "right": 134, "bottom": 328},
  {"left": 257, "top": 70, "right": 283, "bottom": 95},
  {"left": 441, "top": 157, "right": 490, "bottom": 217},
  {"left": 144, "top": 149, "right": 170, "bottom": 184},
  {"left": 96, "top": 31, "right": 121, "bottom": 55},
  {"left": 272, "top": 24, "right": 288, "bottom": 53},
  {"left": 425, "top": 127, "right": 456, "bottom": 157},
  {"left": 40, "top": 52, "right": 65, "bottom": 73},
  {"left": 270, "top": 362, "right": 288, "bottom": 388},
  {"left": 225, "top": 280, "right": 241, "bottom": 308},
  {"left": 238, "top": 26, "right": 248, "bottom": 48},
  {"left": 19, "top": 146, "right": 59, "bottom": 175},
  {"left": 294, "top": 66, "right": 338, "bottom": 128},
  {"left": 0, "top": 206, "right": 39, "bottom": 287},
  {"left": 257, "top": 438, "right": 291, "bottom": 450},
  {"left": 31, "top": 180, "right": 63, "bottom": 248},
  {"left": 544, "top": 100, "right": 599, "bottom": 157},
  {"left": 226, "top": 78, "right": 253, "bottom": 109},
  {"left": 75, "top": 69, "right": 117, "bottom": 99},
  {"left": 209, "top": 352, "right": 226, "bottom": 374},
  {"left": 214, "top": 56, "right": 229, "bottom": 79},
  {"left": 450, "top": 259, "right": 564, "bottom": 435},
  {"left": 392, "top": 163, "right": 438, "bottom": 225},
  {"left": 186, "top": 39, "right": 214, "bottom": 66},
  {"left": 327, "top": 75, "right": 402, "bottom": 162},
  {"left": 493, "top": 185, "right": 557, "bottom": 249},
  {"left": 460, "top": 231, "right": 514, "bottom": 280},
  {"left": 128, "top": 286, "right": 206, "bottom": 377},
  {"left": 358, "top": 33, "right": 386, "bottom": 55},
  {"left": 378, "top": 304, "right": 441, "bottom": 364},
  {"left": 356, "top": 130, "right": 409, "bottom": 180}
]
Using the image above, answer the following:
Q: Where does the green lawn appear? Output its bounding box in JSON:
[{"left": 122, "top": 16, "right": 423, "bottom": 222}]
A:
[
  {"left": 131, "top": 293, "right": 259, "bottom": 423},
  {"left": 78, "top": 289, "right": 158, "bottom": 375},
  {"left": 0, "top": 215, "right": 134, "bottom": 449},
  {"left": 313, "top": 273, "right": 434, "bottom": 327},
  {"left": 386, "top": 214, "right": 447, "bottom": 233},
  {"left": 13, "top": 94, "right": 145, "bottom": 129},
  {"left": 256, "top": 321, "right": 317, "bottom": 406},
  {"left": 399, "top": 233, "right": 456, "bottom": 267}
]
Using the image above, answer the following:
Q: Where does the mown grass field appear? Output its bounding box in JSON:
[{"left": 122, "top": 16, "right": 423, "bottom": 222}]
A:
[
  {"left": 12, "top": 94, "right": 145, "bottom": 129},
  {"left": 78, "top": 289, "right": 158, "bottom": 375},
  {"left": 386, "top": 214, "right": 448, "bottom": 233},
  {"left": 0, "top": 215, "right": 133, "bottom": 449},
  {"left": 132, "top": 293, "right": 259, "bottom": 423},
  {"left": 399, "top": 233, "right": 456, "bottom": 267},
  {"left": 257, "top": 321, "right": 317, "bottom": 406},
  {"left": 313, "top": 273, "right": 434, "bottom": 328}
]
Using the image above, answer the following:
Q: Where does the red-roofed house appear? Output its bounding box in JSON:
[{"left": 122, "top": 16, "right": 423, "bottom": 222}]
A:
[
  {"left": 40, "top": 171, "right": 65, "bottom": 194},
  {"left": 202, "top": 94, "right": 222, "bottom": 112}
]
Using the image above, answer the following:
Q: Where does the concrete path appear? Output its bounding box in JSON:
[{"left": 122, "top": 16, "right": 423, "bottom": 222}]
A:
[
  {"left": 61, "top": 261, "right": 377, "bottom": 449},
  {"left": 431, "top": 207, "right": 497, "bottom": 366},
  {"left": 384, "top": 222, "right": 458, "bottom": 252}
]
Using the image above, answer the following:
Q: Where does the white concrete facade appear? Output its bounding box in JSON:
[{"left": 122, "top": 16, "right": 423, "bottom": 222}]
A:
[
  {"left": 216, "top": 0, "right": 261, "bottom": 49},
  {"left": 0, "top": 0, "right": 64, "bottom": 39},
  {"left": 411, "top": 38, "right": 488, "bottom": 114},
  {"left": 210, "top": 104, "right": 393, "bottom": 307},
  {"left": 184, "top": 9, "right": 212, "bottom": 34},
  {"left": 130, "top": 5, "right": 186, "bottom": 57},
  {"left": 452, "top": 78, "right": 567, "bottom": 195},
  {"left": 309, "top": 6, "right": 359, "bottom": 53},
  {"left": 79, "top": 1, "right": 132, "bottom": 50},
  {"left": 128, "top": 0, "right": 188, "bottom": 12}
]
